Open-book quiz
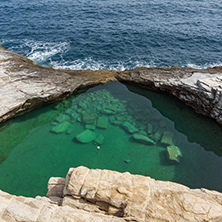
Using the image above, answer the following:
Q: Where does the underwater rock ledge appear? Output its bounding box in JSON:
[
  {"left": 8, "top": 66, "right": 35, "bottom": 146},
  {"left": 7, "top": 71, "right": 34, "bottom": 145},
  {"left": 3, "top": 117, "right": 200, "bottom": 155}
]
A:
[
  {"left": 1, "top": 45, "right": 222, "bottom": 125},
  {"left": 1, "top": 166, "right": 222, "bottom": 221}
]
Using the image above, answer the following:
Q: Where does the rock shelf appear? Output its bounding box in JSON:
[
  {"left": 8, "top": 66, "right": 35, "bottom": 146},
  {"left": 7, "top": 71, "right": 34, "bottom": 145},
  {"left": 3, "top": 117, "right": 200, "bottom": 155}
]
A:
[
  {"left": 1, "top": 166, "right": 222, "bottom": 221},
  {"left": 1, "top": 46, "right": 222, "bottom": 221}
]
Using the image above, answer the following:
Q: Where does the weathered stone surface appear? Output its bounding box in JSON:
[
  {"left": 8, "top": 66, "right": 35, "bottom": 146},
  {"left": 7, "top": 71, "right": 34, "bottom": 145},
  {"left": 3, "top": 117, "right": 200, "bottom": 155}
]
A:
[
  {"left": 75, "top": 129, "right": 97, "bottom": 143},
  {"left": 60, "top": 166, "right": 222, "bottom": 221},
  {"left": 132, "top": 133, "right": 155, "bottom": 145},
  {"left": 1, "top": 45, "right": 222, "bottom": 126},
  {"left": 167, "top": 145, "right": 183, "bottom": 163},
  {"left": 117, "top": 67, "right": 222, "bottom": 124},
  {"left": 0, "top": 45, "right": 116, "bottom": 123},
  {"left": 161, "top": 131, "right": 174, "bottom": 145},
  {"left": 0, "top": 166, "right": 222, "bottom": 221}
]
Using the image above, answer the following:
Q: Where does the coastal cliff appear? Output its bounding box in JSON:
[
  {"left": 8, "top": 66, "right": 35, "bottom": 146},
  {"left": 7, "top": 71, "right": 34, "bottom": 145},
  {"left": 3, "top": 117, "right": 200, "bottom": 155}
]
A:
[
  {"left": 1, "top": 166, "right": 222, "bottom": 221},
  {"left": 1, "top": 45, "right": 222, "bottom": 124},
  {"left": 1, "top": 46, "right": 222, "bottom": 221}
]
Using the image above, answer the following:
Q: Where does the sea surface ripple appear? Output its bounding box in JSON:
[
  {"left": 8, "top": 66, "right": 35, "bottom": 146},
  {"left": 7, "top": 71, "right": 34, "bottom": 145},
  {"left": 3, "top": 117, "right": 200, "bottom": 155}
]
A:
[{"left": 1, "top": 0, "right": 222, "bottom": 70}]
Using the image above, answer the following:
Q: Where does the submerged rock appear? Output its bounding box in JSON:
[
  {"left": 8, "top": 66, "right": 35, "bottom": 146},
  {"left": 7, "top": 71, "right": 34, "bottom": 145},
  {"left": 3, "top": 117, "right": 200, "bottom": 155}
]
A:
[
  {"left": 124, "top": 159, "right": 131, "bottom": 163},
  {"left": 147, "top": 123, "right": 153, "bottom": 134},
  {"left": 51, "top": 121, "right": 71, "bottom": 134},
  {"left": 167, "top": 145, "right": 183, "bottom": 163},
  {"left": 94, "top": 134, "right": 104, "bottom": 145},
  {"left": 132, "top": 133, "right": 155, "bottom": 145},
  {"left": 161, "top": 131, "right": 174, "bottom": 145},
  {"left": 75, "top": 129, "right": 97, "bottom": 143},
  {"left": 55, "top": 114, "right": 70, "bottom": 123},
  {"left": 152, "top": 128, "right": 164, "bottom": 142},
  {"left": 97, "top": 116, "right": 109, "bottom": 129},
  {"left": 85, "top": 123, "right": 96, "bottom": 130},
  {"left": 82, "top": 112, "right": 97, "bottom": 125},
  {"left": 122, "top": 122, "right": 139, "bottom": 134}
]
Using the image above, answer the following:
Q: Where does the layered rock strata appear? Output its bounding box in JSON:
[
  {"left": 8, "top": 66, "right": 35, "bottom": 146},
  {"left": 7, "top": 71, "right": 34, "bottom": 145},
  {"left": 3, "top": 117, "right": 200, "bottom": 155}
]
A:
[
  {"left": 1, "top": 45, "right": 222, "bottom": 124},
  {"left": 116, "top": 67, "right": 222, "bottom": 124},
  {"left": 0, "top": 45, "right": 116, "bottom": 123},
  {"left": 1, "top": 166, "right": 222, "bottom": 221}
]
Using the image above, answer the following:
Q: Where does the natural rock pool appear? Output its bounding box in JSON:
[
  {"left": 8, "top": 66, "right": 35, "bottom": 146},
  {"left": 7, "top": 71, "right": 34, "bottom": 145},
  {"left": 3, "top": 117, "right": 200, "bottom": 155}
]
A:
[{"left": 0, "top": 81, "right": 222, "bottom": 197}]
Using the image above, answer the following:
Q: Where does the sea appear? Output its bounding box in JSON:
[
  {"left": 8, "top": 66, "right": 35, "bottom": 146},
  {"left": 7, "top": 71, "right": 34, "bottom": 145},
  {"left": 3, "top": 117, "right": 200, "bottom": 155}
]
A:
[{"left": 1, "top": 0, "right": 222, "bottom": 70}]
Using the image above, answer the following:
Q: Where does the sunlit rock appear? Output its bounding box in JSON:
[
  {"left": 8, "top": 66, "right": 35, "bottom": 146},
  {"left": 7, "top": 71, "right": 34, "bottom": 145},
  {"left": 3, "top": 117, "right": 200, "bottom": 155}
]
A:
[
  {"left": 75, "top": 129, "right": 97, "bottom": 143},
  {"left": 161, "top": 131, "right": 174, "bottom": 145},
  {"left": 167, "top": 145, "right": 183, "bottom": 163}
]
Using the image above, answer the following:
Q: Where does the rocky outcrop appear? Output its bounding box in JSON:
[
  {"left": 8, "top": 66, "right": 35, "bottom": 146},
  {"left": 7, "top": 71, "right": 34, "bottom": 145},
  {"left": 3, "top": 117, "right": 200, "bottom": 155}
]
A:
[
  {"left": 0, "top": 45, "right": 116, "bottom": 123},
  {"left": 1, "top": 166, "right": 222, "bottom": 221},
  {"left": 117, "top": 67, "right": 222, "bottom": 124},
  {"left": 1, "top": 45, "right": 222, "bottom": 124}
]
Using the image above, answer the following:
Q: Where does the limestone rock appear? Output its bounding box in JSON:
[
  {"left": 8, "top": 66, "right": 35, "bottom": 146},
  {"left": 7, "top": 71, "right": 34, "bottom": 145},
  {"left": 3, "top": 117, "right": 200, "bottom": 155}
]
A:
[
  {"left": 94, "top": 134, "right": 104, "bottom": 145},
  {"left": 152, "top": 128, "right": 164, "bottom": 141},
  {"left": 147, "top": 123, "right": 153, "bottom": 134},
  {"left": 132, "top": 133, "right": 155, "bottom": 145},
  {"left": 60, "top": 166, "right": 222, "bottom": 222},
  {"left": 75, "top": 130, "right": 97, "bottom": 143},
  {"left": 161, "top": 131, "right": 174, "bottom": 145},
  {"left": 51, "top": 121, "right": 71, "bottom": 134},
  {"left": 55, "top": 114, "right": 70, "bottom": 123},
  {"left": 97, "top": 116, "right": 109, "bottom": 129},
  {"left": 167, "top": 145, "right": 183, "bottom": 163},
  {"left": 122, "top": 122, "right": 139, "bottom": 134},
  {"left": 82, "top": 112, "right": 97, "bottom": 125},
  {"left": 85, "top": 123, "right": 96, "bottom": 130}
]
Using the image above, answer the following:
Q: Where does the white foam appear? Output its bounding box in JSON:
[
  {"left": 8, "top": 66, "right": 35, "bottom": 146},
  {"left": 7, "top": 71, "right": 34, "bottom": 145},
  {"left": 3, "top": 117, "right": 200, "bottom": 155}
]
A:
[
  {"left": 24, "top": 40, "right": 69, "bottom": 64},
  {"left": 186, "top": 62, "right": 222, "bottom": 69},
  {"left": 50, "top": 58, "right": 154, "bottom": 71}
]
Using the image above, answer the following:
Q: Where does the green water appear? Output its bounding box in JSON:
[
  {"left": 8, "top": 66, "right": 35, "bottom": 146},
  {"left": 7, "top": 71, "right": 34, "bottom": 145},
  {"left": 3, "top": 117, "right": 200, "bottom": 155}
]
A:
[{"left": 0, "top": 81, "right": 222, "bottom": 197}]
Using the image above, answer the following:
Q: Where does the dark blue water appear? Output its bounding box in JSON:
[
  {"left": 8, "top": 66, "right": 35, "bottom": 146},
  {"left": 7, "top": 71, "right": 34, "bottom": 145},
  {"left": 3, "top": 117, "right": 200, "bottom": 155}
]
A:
[{"left": 1, "top": 0, "right": 222, "bottom": 70}]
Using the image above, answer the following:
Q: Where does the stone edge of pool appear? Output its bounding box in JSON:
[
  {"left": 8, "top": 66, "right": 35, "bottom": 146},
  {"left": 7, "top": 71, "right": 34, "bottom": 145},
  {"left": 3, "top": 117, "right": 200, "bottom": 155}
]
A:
[
  {"left": 1, "top": 166, "right": 222, "bottom": 221},
  {"left": 1, "top": 44, "right": 222, "bottom": 125},
  {"left": 1, "top": 45, "right": 222, "bottom": 221}
]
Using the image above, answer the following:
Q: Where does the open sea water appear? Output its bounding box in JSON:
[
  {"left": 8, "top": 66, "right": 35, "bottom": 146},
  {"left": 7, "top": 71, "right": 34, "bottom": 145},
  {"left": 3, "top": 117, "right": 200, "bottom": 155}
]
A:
[{"left": 1, "top": 0, "right": 222, "bottom": 70}]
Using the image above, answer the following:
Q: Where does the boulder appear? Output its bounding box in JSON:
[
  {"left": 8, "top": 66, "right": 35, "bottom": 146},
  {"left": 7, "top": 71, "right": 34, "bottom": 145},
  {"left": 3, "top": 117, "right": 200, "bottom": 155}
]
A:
[
  {"left": 161, "top": 131, "right": 174, "bottom": 145},
  {"left": 94, "top": 134, "right": 104, "bottom": 145},
  {"left": 85, "top": 123, "right": 96, "bottom": 130},
  {"left": 55, "top": 114, "right": 70, "bottom": 123},
  {"left": 147, "top": 123, "right": 153, "bottom": 134},
  {"left": 132, "top": 133, "right": 155, "bottom": 145},
  {"left": 51, "top": 121, "right": 71, "bottom": 134},
  {"left": 152, "top": 128, "right": 164, "bottom": 141},
  {"left": 82, "top": 112, "right": 97, "bottom": 125},
  {"left": 97, "top": 117, "right": 109, "bottom": 129},
  {"left": 122, "top": 122, "right": 139, "bottom": 134},
  {"left": 75, "top": 130, "right": 97, "bottom": 143},
  {"left": 167, "top": 145, "right": 183, "bottom": 163}
]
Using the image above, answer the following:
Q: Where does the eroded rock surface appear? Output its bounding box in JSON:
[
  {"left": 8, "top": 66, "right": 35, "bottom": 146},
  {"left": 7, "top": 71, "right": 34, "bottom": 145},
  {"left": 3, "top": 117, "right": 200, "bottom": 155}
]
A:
[
  {"left": 0, "top": 45, "right": 116, "bottom": 123},
  {"left": 1, "top": 45, "right": 222, "bottom": 124},
  {"left": 117, "top": 67, "right": 222, "bottom": 124},
  {"left": 1, "top": 166, "right": 222, "bottom": 221}
]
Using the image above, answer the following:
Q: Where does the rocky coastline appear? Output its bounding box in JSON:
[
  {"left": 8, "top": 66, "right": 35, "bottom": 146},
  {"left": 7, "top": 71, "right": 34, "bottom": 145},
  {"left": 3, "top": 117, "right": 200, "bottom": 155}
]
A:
[{"left": 1, "top": 45, "right": 222, "bottom": 221}]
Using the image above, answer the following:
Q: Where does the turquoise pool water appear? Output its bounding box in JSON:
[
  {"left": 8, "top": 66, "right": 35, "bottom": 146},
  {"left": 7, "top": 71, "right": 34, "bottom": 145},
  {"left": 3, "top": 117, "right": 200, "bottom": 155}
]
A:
[{"left": 0, "top": 81, "right": 222, "bottom": 197}]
